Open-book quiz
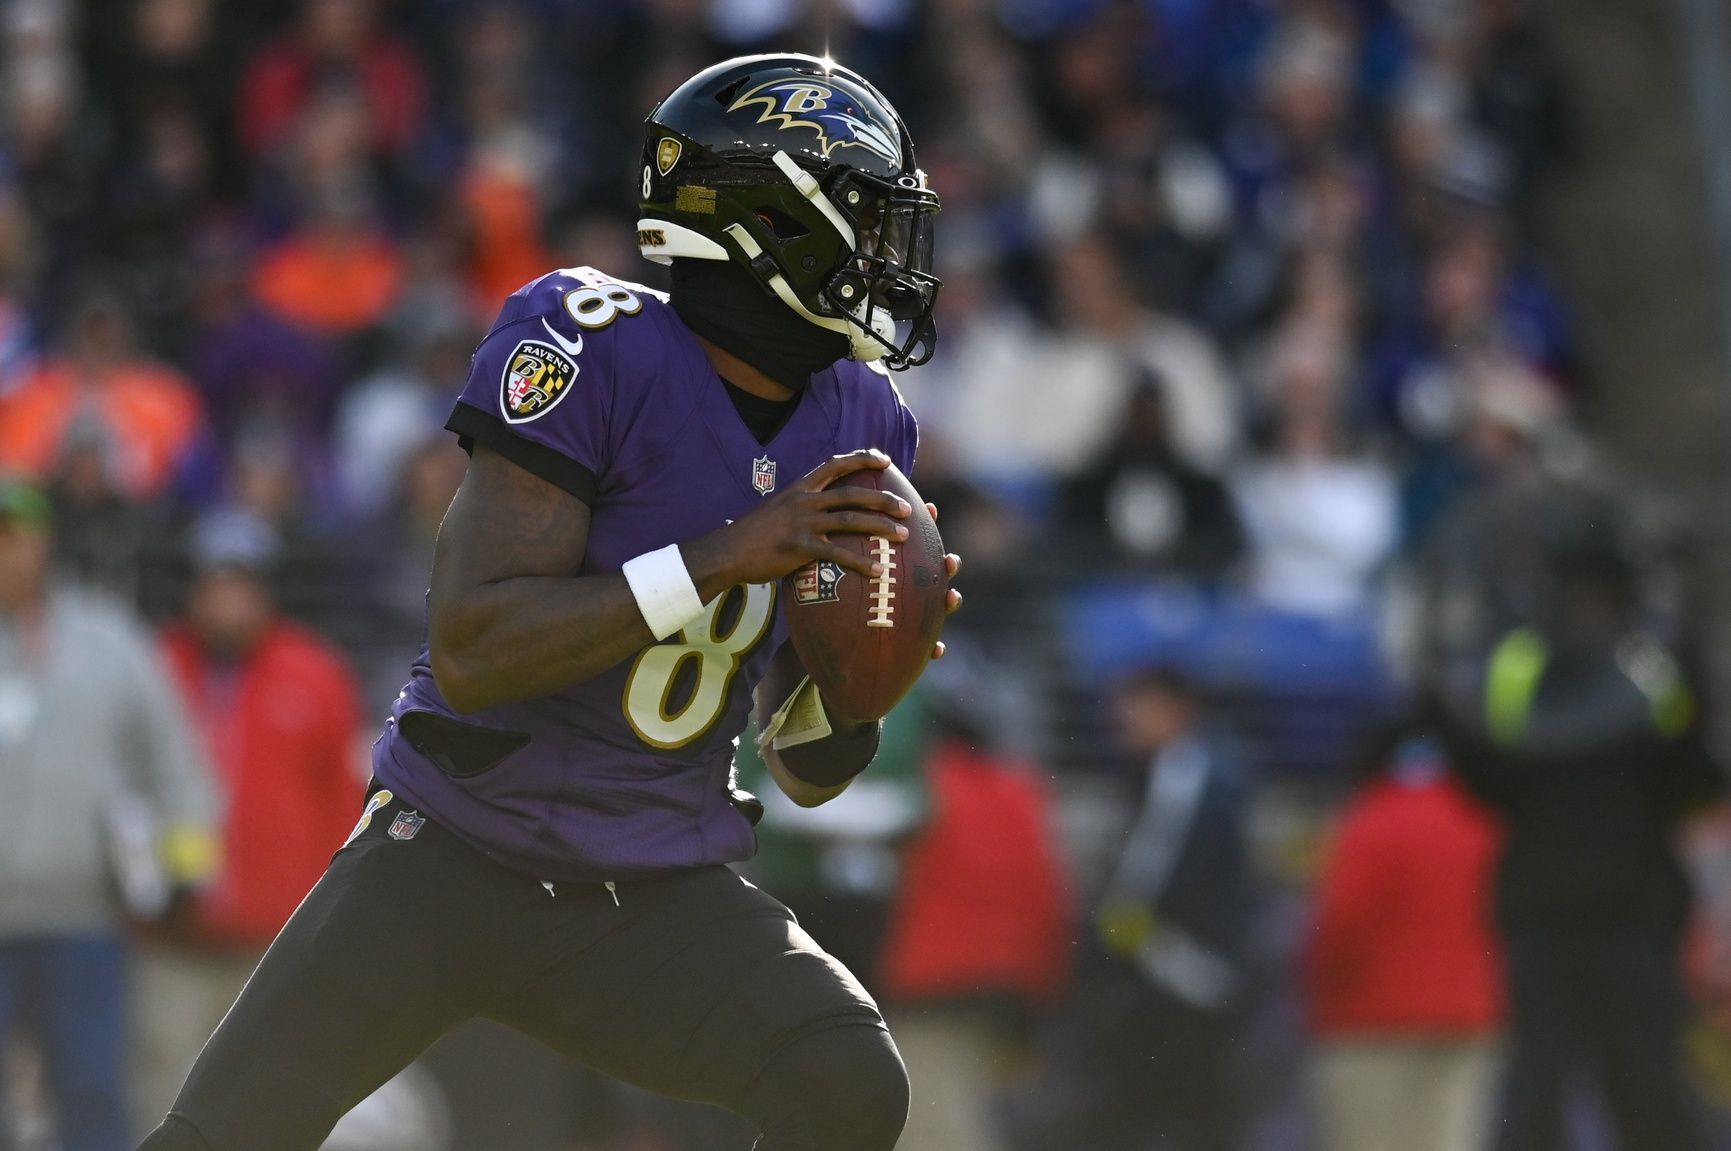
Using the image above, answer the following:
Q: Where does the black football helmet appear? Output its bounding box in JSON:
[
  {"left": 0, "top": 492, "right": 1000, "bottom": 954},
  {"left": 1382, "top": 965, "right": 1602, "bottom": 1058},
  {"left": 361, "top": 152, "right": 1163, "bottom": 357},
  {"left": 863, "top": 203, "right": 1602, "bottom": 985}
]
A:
[{"left": 638, "top": 54, "right": 940, "bottom": 368}]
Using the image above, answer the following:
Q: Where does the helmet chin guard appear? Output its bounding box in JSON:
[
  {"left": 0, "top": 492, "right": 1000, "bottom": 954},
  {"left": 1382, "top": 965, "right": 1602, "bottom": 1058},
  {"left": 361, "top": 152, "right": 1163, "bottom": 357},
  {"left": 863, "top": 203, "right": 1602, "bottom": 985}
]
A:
[
  {"left": 721, "top": 221, "right": 896, "bottom": 362},
  {"left": 637, "top": 53, "right": 941, "bottom": 369}
]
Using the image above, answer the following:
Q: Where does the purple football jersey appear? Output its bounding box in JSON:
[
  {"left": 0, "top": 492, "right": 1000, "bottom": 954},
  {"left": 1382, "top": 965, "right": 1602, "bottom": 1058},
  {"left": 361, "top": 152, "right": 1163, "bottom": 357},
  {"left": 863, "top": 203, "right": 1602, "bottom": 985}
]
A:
[{"left": 371, "top": 267, "right": 919, "bottom": 881}]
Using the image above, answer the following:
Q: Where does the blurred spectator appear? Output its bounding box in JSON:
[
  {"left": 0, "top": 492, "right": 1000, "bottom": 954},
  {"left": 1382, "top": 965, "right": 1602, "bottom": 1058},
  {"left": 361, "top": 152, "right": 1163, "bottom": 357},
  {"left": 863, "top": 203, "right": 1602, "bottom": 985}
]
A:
[
  {"left": 1232, "top": 324, "right": 1398, "bottom": 617},
  {"left": 3, "top": 5, "right": 104, "bottom": 262},
  {"left": 1428, "top": 538, "right": 1720, "bottom": 1151},
  {"left": 0, "top": 183, "right": 36, "bottom": 391},
  {"left": 78, "top": 0, "right": 238, "bottom": 352},
  {"left": 333, "top": 296, "right": 477, "bottom": 520},
  {"left": 0, "top": 478, "right": 215, "bottom": 1151},
  {"left": 1305, "top": 731, "right": 1504, "bottom": 1151},
  {"left": 46, "top": 417, "right": 157, "bottom": 600},
  {"left": 891, "top": 254, "right": 1047, "bottom": 488},
  {"left": 1363, "top": 216, "right": 1574, "bottom": 443},
  {"left": 83, "top": 0, "right": 238, "bottom": 198},
  {"left": 0, "top": 288, "right": 208, "bottom": 501},
  {"left": 238, "top": 0, "right": 427, "bottom": 163},
  {"left": 438, "top": 5, "right": 564, "bottom": 306},
  {"left": 1398, "top": 354, "right": 1567, "bottom": 554},
  {"left": 190, "top": 230, "right": 345, "bottom": 467},
  {"left": 1402, "top": 366, "right": 1587, "bottom": 691},
  {"left": 1013, "top": 667, "right": 1251, "bottom": 1151},
  {"left": 1207, "top": 8, "right": 1362, "bottom": 333},
  {"left": 880, "top": 650, "right": 1071, "bottom": 1151},
  {"left": 1059, "top": 372, "right": 1243, "bottom": 580},
  {"left": 133, "top": 508, "right": 364, "bottom": 1132},
  {"left": 910, "top": 232, "right": 1238, "bottom": 487},
  {"left": 248, "top": 109, "right": 405, "bottom": 339},
  {"left": 350, "top": 435, "right": 469, "bottom": 707},
  {"left": 917, "top": 30, "right": 1041, "bottom": 203},
  {"left": 1091, "top": 98, "right": 1233, "bottom": 315},
  {"left": 1044, "top": 233, "right": 1240, "bottom": 474},
  {"left": 1463, "top": 0, "right": 1571, "bottom": 222},
  {"left": 218, "top": 431, "right": 360, "bottom": 643}
]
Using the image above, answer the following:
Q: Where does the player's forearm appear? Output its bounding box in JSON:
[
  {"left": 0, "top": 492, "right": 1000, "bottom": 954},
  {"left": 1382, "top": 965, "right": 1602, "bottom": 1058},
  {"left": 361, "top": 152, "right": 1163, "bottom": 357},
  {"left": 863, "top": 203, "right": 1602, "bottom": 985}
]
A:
[
  {"left": 429, "top": 540, "right": 748, "bottom": 713},
  {"left": 430, "top": 572, "right": 653, "bottom": 712},
  {"left": 753, "top": 641, "right": 882, "bottom": 806},
  {"left": 763, "top": 720, "right": 882, "bottom": 807},
  {"left": 765, "top": 747, "right": 854, "bottom": 807}
]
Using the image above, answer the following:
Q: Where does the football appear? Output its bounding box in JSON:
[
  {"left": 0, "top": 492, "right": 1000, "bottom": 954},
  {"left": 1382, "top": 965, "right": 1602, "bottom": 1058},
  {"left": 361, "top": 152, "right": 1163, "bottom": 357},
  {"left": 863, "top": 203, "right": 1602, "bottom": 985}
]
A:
[{"left": 784, "top": 463, "right": 948, "bottom": 722}]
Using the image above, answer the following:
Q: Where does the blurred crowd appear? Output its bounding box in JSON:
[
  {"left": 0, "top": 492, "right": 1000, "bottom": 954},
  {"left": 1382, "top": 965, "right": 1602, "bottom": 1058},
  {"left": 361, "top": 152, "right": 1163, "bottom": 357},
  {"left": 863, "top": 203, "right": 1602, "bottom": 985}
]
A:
[{"left": 3, "top": 0, "right": 1729, "bottom": 1149}]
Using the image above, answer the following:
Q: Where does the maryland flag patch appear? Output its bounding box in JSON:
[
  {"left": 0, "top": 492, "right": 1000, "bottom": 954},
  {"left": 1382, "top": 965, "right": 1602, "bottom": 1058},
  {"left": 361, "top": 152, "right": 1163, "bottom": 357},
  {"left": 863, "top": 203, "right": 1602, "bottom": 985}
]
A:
[{"left": 500, "top": 340, "right": 578, "bottom": 423}]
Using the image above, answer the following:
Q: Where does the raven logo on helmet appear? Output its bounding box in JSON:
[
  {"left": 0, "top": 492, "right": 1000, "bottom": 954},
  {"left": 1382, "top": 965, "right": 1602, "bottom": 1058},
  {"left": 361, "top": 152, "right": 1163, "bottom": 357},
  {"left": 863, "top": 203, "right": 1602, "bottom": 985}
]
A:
[{"left": 727, "top": 80, "right": 902, "bottom": 166}]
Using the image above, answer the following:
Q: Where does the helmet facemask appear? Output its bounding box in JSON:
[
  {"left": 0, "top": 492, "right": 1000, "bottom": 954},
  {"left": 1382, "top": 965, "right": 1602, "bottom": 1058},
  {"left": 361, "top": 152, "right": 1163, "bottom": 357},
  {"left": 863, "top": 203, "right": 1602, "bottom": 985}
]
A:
[
  {"left": 819, "top": 167, "right": 941, "bottom": 368},
  {"left": 718, "top": 152, "right": 939, "bottom": 369}
]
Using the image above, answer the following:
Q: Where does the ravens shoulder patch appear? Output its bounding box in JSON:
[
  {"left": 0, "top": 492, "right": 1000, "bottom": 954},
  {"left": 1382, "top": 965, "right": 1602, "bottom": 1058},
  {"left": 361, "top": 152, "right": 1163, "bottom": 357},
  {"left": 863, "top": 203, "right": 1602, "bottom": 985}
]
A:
[{"left": 500, "top": 339, "right": 578, "bottom": 423}]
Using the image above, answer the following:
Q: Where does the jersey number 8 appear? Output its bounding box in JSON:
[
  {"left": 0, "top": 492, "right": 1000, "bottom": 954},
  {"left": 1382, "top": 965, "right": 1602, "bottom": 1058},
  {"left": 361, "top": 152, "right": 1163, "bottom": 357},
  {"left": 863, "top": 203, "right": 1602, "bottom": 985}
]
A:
[
  {"left": 563, "top": 283, "right": 644, "bottom": 330},
  {"left": 623, "top": 583, "right": 776, "bottom": 749}
]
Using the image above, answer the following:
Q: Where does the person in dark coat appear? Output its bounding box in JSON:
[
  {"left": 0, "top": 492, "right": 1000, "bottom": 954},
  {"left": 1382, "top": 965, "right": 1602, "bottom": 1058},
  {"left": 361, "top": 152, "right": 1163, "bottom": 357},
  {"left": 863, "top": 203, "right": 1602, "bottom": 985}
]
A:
[
  {"left": 1013, "top": 666, "right": 1252, "bottom": 1151},
  {"left": 1427, "top": 542, "right": 1721, "bottom": 1151}
]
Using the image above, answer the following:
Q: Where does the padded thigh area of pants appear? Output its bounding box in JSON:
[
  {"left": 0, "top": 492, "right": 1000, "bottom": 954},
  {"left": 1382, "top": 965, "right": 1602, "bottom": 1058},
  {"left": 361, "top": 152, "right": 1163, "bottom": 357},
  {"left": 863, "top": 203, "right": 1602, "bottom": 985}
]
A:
[
  {"left": 484, "top": 868, "right": 887, "bottom": 1107},
  {"left": 743, "top": 1022, "right": 910, "bottom": 1151},
  {"left": 138, "top": 1115, "right": 219, "bottom": 1151}
]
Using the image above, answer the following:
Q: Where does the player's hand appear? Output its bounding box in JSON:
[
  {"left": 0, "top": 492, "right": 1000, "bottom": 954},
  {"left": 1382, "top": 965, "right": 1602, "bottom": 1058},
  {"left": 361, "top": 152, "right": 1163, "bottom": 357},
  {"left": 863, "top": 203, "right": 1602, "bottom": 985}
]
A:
[
  {"left": 686, "top": 449, "right": 912, "bottom": 589},
  {"left": 928, "top": 501, "right": 962, "bottom": 660}
]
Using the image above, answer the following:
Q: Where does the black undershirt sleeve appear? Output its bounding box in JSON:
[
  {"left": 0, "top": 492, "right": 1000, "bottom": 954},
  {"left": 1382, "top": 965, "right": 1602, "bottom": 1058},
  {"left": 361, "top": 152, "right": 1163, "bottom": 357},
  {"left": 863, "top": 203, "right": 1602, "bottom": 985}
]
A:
[{"left": 446, "top": 402, "right": 598, "bottom": 505}]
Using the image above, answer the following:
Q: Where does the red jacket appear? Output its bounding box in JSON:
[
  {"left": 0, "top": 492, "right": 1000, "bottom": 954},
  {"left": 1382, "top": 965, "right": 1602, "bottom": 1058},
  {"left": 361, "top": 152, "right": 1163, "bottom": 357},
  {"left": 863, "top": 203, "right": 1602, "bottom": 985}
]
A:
[
  {"left": 880, "top": 742, "right": 1071, "bottom": 1004},
  {"left": 1306, "top": 770, "right": 1504, "bottom": 1036},
  {"left": 239, "top": 35, "right": 427, "bottom": 157},
  {"left": 161, "top": 621, "right": 363, "bottom": 948}
]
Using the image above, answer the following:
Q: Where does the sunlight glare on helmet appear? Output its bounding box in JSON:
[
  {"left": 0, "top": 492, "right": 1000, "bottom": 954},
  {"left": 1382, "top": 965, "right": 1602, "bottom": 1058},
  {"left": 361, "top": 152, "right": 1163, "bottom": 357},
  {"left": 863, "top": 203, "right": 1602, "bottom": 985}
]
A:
[{"left": 819, "top": 52, "right": 837, "bottom": 73}]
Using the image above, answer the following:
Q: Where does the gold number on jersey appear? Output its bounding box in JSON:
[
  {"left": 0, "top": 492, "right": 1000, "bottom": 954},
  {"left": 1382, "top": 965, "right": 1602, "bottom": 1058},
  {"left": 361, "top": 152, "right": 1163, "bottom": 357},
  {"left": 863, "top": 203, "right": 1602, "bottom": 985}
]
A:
[
  {"left": 622, "top": 582, "right": 776, "bottom": 749},
  {"left": 563, "top": 283, "right": 644, "bottom": 329}
]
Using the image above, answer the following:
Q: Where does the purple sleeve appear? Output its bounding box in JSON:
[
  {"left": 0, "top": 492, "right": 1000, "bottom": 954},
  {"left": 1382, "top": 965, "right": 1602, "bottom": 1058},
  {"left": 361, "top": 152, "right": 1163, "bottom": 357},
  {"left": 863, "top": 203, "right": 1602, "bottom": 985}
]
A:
[
  {"left": 445, "top": 316, "right": 613, "bottom": 503},
  {"left": 887, "top": 376, "right": 919, "bottom": 478}
]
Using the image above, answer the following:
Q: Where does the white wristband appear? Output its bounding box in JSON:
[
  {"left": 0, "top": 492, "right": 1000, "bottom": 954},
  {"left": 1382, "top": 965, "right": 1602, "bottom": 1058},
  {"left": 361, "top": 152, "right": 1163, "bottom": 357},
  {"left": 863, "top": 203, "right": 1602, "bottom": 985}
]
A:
[{"left": 622, "top": 544, "right": 705, "bottom": 641}]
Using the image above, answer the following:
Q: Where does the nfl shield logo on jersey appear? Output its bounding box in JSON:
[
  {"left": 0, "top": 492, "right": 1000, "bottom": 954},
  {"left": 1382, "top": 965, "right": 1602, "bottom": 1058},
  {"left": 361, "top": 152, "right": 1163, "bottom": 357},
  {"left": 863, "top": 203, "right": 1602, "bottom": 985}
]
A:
[
  {"left": 751, "top": 455, "right": 777, "bottom": 495},
  {"left": 388, "top": 809, "right": 426, "bottom": 841}
]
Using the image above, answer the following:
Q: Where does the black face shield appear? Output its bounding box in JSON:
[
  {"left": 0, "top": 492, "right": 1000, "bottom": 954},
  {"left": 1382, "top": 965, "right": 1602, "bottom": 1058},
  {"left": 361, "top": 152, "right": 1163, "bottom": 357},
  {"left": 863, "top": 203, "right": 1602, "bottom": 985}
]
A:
[{"left": 820, "top": 168, "right": 941, "bottom": 368}]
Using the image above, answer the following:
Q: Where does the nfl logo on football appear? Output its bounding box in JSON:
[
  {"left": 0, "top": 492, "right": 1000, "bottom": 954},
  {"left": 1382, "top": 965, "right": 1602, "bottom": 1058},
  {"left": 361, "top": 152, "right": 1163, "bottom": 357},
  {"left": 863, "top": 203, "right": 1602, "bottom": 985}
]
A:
[
  {"left": 793, "top": 561, "right": 845, "bottom": 605},
  {"left": 751, "top": 455, "right": 777, "bottom": 495}
]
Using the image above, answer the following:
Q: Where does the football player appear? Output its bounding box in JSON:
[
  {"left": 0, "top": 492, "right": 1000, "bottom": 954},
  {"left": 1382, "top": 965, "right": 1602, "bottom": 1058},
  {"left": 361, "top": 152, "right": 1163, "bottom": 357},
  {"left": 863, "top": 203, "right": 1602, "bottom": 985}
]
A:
[{"left": 139, "top": 54, "right": 959, "bottom": 1151}]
